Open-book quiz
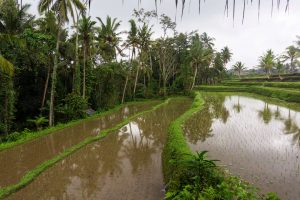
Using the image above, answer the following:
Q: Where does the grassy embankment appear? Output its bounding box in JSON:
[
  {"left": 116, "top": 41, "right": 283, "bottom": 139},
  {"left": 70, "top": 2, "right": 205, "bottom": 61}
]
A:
[
  {"left": 162, "top": 92, "right": 279, "bottom": 199},
  {"left": 0, "top": 99, "right": 159, "bottom": 152},
  {"left": 196, "top": 81, "right": 300, "bottom": 103},
  {"left": 0, "top": 98, "right": 172, "bottom": 199}
]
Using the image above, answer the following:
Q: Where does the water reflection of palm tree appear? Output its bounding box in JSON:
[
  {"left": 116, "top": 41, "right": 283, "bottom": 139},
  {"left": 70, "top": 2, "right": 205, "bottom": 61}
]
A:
[
  {"left": 122, "top": 121, "right": 156, "bottom": 174},
  {"left": 98, "top": 131, "right": 128, "bottom": 177},
  {"left": 283, "top": 110, "right": 300, "bottom": 146},
  {"left": 284, "top": 110, "right": 293, "bottom": 133},
  {"left": 274, "top": 106, "right": 281, "bottom": 120},
  {"left": 258, "top": 103, "right": 272, "bottom": 124},
  {"left": 184, "top": 106, "right": 214, "bottom": 144},
  {"left": 233, "top": 96, "right": 243, "bottom": 113}
]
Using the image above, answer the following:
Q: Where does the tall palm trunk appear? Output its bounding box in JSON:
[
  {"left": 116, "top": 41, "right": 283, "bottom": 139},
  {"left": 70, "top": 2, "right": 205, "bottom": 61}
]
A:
[
  {"left": 41, "top": 62, "right": 51, "bottom": 111},
  {"left": 190, "top": 66, "right": 198, "bottom": 91},
  {"left": 163, "top": 77, "right": 167, "bottom": 97},
  {"left": 82, "top": 45, "right": 86, "bottom": 99},
  {"left": 133, "top": 64, "right": 139, "bottom": 98},
  {"left": 49, "top": 26, "right": 61, "bottom": 126},
  {"left": 122, "top": 75, "right": 128, "bottom": 104},
  {"left": 74, "top": 21, "right": 81, "bottom": 95}
]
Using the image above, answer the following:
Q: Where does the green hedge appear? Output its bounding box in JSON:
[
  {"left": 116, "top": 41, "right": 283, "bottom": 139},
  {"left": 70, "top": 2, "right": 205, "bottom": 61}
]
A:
[
  {"left": 197, "top": 85, "right": 300, "bottom": 103},
  {"left": 221, "top": 81, "right": 300, "bottom": 90},
  {"left": 240, "top": 76, "right": 300, "bottom": 82}
]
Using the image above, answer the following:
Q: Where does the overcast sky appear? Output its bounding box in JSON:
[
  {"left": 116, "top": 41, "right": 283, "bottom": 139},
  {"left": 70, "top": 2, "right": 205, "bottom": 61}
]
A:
[{"left": 24, "top": 0, "right": 300, "bottom": 69}]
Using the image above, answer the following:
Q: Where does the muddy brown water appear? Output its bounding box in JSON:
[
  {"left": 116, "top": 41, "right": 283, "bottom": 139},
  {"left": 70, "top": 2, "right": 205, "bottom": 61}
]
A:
[
  {"left": 184, "top": 93, "right": 300, "bottom": 200},
  {"left": 6, "top": 98, "right": 191, "bottom": 200},
  {"left": 0, "top": 101, "right": 160, "bottom": 189}
]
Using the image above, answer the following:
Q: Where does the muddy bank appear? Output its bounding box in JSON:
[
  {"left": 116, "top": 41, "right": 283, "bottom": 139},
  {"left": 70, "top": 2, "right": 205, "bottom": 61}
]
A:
[
  {"left": 0, "top": 101, "right": 159, "bottom": 188},
  {"left": 184, "top": 93, "right": 300, "bottom": 200},
  {"left": 7, "top": 98, "right": 191, "bottom": 200}
]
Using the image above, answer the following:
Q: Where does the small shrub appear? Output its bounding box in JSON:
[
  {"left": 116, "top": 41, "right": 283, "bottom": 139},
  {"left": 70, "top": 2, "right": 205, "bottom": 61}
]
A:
[{"left": 57, "top": 93, "right": 88, "bottom": 121}]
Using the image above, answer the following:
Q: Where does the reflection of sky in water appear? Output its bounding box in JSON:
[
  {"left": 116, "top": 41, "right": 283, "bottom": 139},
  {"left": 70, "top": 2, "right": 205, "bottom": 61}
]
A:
[{"left": 185, "top": 95, "right": 300, "bottom": 200}]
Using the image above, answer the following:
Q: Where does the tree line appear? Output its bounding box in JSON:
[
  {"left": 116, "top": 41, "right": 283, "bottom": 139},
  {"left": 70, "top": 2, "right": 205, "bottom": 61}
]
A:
[
  {"left": 232, "top": 41, "right": 300, "bottom": 78},
  {"left": 0, "top": 0, "right": 232, "bottom": 135}
]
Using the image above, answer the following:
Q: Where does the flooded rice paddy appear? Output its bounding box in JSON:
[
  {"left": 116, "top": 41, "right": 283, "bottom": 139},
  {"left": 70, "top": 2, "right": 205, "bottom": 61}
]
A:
[
  {"left": 6, "top": 98, "right": 191, "bottom": 200},
  {"left": 184, "top": 93, "right": 300, "bottom": 200},
  {"left": 0, "top": 101, "right": 159, "bottom": 188}
]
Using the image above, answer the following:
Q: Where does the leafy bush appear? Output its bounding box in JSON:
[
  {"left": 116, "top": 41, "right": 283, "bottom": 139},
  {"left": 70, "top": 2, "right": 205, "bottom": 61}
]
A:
[
  {"left": 27, "top": 116, "right": 48, "bottom": 130},
  {"left": 57, "top": 93, "right": 88, "bottom": 121}
]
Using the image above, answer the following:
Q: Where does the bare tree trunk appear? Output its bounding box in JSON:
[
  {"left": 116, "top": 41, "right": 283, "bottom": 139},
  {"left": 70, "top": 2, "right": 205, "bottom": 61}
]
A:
[
  {"left": 83, "top": 46, "right": 86, "bottom": 99},
  {"left": 74, "top": 21, "right": 81, "bottom": 95},
  {"left": 121, "top": 75, "right": 128, "bottom": 104},
  {"left": 163, "top": 78, "right": 167, "bottom": 97},
  {"left": 133, "top": 65, "right": 139, "bottom": 98},
  {"left": 49, "top": 27, "right": 61, "bottom": 126},
  {"left": 190, "top": 66, "right": 198, "bottom": 91},
  {"left": 41, "top": 63, "right": 51, "bottom": 111}
]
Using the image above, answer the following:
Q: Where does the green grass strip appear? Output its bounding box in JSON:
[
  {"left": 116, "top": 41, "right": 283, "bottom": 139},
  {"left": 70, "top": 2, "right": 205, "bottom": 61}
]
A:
[
  {"left": 162, "top": 92, "right": 204, "bottom": 188},
  {"left": 196, "top": 85, "right": 300, "bottom": 103},
  {"left": 0, "top": 98, "right": 171, "bottom": 199},
  {"left": 221, "top": 81, "right": 300, "bottom": 90},
  {"left": 0, "top": 100, "right": 158, "bottom": 152}
]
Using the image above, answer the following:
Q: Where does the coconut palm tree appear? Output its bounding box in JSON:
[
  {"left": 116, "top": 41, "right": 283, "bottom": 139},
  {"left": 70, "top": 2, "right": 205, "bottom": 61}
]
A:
[
  {"left": 0, "top": 0, "right": 34, "bottom": 34},
  {"left": 0, "top": 55, "right": 14, "bottom": 76},
  {"left": 78, "top": 14, "right": 96, "bottom": 99},
  {"left": 275, "top": 58, "right": 284, "bottom": 79},
  {"left": 38, "top": 0, "right": 85, "bottom": 126},
  {"left": 190, "top": 34, "right": 213, "bottom": 91},
  {"left": 96, "top": 16, "right": 122, "bottom": 62},
  {"left": 127, "top": 19, "right": 139, "bottom": 61},
  {"left": 259, "top": 49, "right": 275, "bottom": 78},
  {"left": 200, "top": 32, "right": 214, "bottom": 49},
  {"left": 233, "top": 61, "right": 245, "bottom": 79},
  {"left": 282, "top": 45, "right": 298, "bottom": 72},
  {"left": 221, "top": 46, "right": 232, "bottom": 69}
]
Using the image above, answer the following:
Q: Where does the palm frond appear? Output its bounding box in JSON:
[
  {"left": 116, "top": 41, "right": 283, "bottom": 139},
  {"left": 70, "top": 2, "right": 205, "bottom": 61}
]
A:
[{"left": 0, "top": 54, "right": 14, "bottom": 76}]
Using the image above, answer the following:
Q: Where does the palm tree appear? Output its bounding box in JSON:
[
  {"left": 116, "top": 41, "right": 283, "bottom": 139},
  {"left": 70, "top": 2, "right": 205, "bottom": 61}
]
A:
[
  {"left": 38, "top": 0, "right": 85, "bottom": 126},
  {"left": 275, "top": 58, "right": 284, "bottom": 79},
  {"left": 190, "top": 33, "right": 213, "bottom": 91},
  {"left": 135, "top": 23, "right": 153, "bottom": 96},
  {"left": 78, "top": 14, "right": 96, "bottom": 99},
  {"left": 96, "top": 16, "right": 122, "bottom": 62},
  {"left": 200, "top": 32, "right": 214, "bottom": 49},
  {"left": 0, "top": 54, "right": 14, "bottom": 76},
  {"left": 221, "top": 46, "right": 232, "bottom": 69},
  {"left": 233, "top": 61, "right": 245, "bottom": 79},
  {"left": 282, "top": 45, "right": 298, "bottom": 73},
  {"left": 36, "top": 11, "right": 59, "bottom": 111},
  {"left": 0, "top": 0, "right": 34, "bottom": 34},
  {"left": 259, "top": 49, "right": 275, "bottom": 79}
]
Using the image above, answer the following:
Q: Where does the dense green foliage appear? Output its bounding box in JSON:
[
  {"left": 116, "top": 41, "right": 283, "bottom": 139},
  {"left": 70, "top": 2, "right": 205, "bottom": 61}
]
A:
[
  {"left": 162, "top": 92, "right": 280, "bottom": 200},
  {"left": 0, "top": 0, "right": 234, "bottom": 136}
]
